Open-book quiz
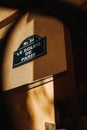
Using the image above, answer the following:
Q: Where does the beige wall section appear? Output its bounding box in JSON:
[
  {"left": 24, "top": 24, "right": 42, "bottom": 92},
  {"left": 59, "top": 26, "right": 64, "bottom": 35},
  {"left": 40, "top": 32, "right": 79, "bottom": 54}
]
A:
[
  {"left": 3, "top": 79, "right": 56, "bottom": 130},
  {"left": 0, "top": 7, "right": 19, "bottom": 40},
  {"left": 2, "top": 13, "right": 67, "bottom": 91},
  {"left": 0, "top": 23, "right": 13, "bottom": 39},
  {"left": 0, "top": 7, "right": 17, "bottom": 21},
  {"left": 26, "top": 81, "right": 55, "bottom": 130}
]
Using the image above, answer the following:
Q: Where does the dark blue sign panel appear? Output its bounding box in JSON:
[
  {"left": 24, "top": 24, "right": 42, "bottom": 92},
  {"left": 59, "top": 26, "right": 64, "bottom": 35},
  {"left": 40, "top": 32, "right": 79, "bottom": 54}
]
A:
[{"left": 13, "top": 35, "right": 47, "bottom": 68}]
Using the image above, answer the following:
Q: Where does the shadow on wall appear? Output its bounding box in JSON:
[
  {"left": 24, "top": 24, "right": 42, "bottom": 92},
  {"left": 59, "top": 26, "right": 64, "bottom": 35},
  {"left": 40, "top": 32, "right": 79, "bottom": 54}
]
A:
[
  {"left": 0, "top": 73, "right": 79, "bottom": 130},
  {"left": 0, "top": 14, "right": 26, "bottom": 129},
  {"left": 0, "top": 2, "right": 83, "bottom": 129},
  {"left": 0, "top": 80, "right": 54, "bottom": 130}
]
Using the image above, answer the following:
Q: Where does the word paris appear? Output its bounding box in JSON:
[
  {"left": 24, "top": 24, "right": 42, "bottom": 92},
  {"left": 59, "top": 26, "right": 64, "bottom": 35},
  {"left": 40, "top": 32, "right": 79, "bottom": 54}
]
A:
[{"left": 13, "top": 35, "right": 47, "bottom": 68}]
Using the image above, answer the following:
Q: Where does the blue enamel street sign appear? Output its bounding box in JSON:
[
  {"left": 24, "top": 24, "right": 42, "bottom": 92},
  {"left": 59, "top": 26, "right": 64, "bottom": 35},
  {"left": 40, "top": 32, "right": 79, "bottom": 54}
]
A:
[{"left": 13, "top": 35, "right": 47, "bottom": 68}]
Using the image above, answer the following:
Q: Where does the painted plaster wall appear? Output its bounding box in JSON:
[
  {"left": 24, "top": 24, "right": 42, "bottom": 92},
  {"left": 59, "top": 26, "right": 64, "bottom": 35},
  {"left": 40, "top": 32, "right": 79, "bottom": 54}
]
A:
[{"left": 1, "top": 12, "right": 67, "bottom": 91}]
